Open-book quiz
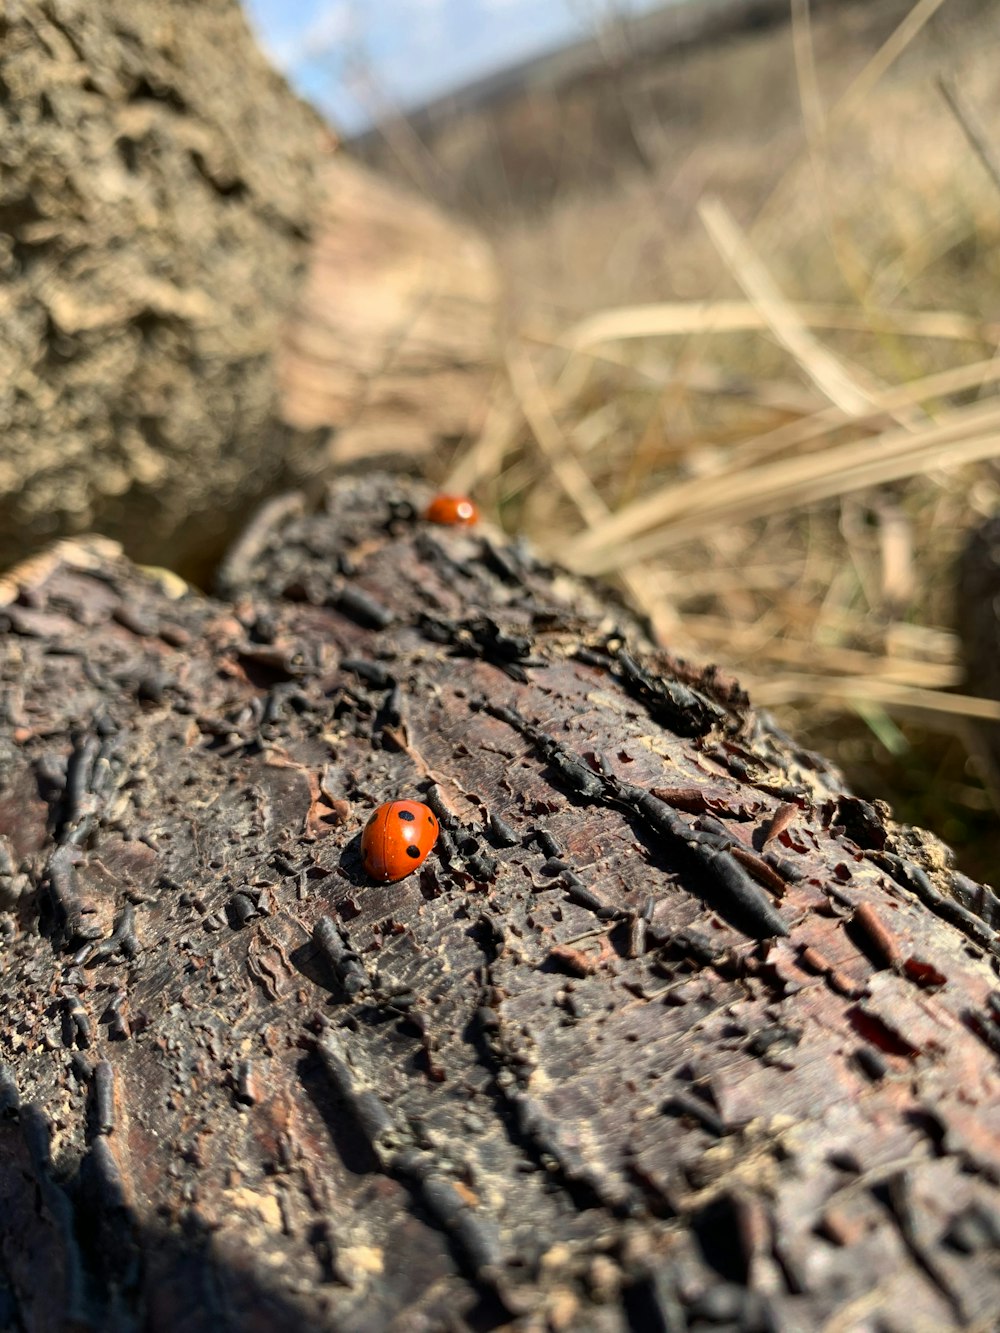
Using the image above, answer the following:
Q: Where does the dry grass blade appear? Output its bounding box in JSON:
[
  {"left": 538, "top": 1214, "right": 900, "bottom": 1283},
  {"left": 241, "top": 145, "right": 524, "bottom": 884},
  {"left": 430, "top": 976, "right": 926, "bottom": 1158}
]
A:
[
  {"left": 791, "top": 0, "right": 824, "bottom": 141},
  {"left": 571, "top": 427, "right": 1000, "bottom": 574},
  {"left": 674, "top": 617, "right": 960, "bottom": 689},
  {"left": 726, "top": 356, "right": 1000, "bottom": 470},
  {"left": 557, "top": 301, "right": 1000, "bottom": 444},
  {"left": 566, "top": 396, "right": 1000, "bottom": 573},
  {"left": 833, "top": 0, "right": 951, "bottom": 124},
  {"left": 563, "top": 302, "right": 999, "bottom": 352},
  {"left": 505, "top": 343, "right": 608, "bottom": 528},
  {"left": 698, "top": 197, "right": 877, "bottom": 416},
  {"left": 875, "top": 500, "right": 915, "bottom": 612},
  {"left": 750, "top": 0, "right": 951, "bottom": 254},
  {"left": 747, "top": 675, "right": 1000, "bottom": 725},
  {"left": 505, "top": 341, "right": 680, "bottom": 642},
  {"left": 444, "top": 373, "right": 520, "bottom": 494},
  {"left": 937, "top": 74, "right": 1000, "bottom": 199}
]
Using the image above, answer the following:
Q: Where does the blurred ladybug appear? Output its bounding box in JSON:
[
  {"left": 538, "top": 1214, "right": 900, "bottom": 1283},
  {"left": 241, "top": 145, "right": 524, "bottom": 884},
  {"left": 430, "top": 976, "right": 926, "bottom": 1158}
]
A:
[
  {"left": 361, "top": 800, "right": 439, "bottom": 882},
  {"left": 424, "top": 494, "right": 479, "bottom": 527}
]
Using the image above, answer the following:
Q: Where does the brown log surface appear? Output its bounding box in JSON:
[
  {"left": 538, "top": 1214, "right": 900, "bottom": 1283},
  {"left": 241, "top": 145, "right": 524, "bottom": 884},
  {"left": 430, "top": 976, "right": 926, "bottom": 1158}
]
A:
[
  {"left": 1, "top": 477, "right": 999, "bottom": 1332},
  {"left": 277, "top": 155, "right": 499, "bottom": 468}
]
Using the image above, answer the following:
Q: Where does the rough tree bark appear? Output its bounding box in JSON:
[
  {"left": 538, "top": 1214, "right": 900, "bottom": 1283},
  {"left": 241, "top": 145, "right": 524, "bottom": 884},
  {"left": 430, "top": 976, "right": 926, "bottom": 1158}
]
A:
[
  {"left": 1, "top": 476, "right": 998, "bottom": 1332},
  {"left": 0, "top": 1, "right": 498, "bottom": 579}
]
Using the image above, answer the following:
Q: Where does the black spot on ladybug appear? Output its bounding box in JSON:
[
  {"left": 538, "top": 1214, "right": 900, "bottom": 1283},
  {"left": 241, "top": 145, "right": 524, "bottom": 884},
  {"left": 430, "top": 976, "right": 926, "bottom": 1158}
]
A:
[
  {"left": 427, "top": 815, "right": 435, "bottom": 824},
  {"left": 406, "top": 845, "right": 422, "bottom": 859},
  {"left": 398, "top": 810, "right": 416, "bottom": 822}
]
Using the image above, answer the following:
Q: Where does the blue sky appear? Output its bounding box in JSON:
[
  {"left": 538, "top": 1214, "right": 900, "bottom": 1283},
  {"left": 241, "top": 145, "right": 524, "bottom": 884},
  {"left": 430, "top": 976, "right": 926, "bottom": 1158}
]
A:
[{"left": 245, "top": 0, "right": 673, "bottom": 134}]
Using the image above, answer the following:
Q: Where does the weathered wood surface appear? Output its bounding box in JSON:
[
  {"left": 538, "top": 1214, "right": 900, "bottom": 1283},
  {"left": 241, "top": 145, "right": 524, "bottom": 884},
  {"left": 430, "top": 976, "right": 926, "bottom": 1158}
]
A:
[
  {"left": 1, "top": 477, "right": 999, "bottom": 1332},
  {"left": 277, "top": 155, "right": 499, "bottom": 470}
]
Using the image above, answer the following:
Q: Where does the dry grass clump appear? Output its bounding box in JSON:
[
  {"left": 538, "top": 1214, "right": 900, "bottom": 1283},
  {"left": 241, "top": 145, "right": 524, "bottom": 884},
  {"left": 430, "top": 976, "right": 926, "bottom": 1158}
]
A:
[{"left": 435, "top": 0, "right": 1000, "bottom": 877}]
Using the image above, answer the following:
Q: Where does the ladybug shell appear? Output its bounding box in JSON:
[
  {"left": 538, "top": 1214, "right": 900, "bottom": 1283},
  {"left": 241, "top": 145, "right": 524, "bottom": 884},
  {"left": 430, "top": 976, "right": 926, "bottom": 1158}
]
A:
[
  {"left": 424, "top": 494, "right": 479, "bottom": 527},
  {"left": 361, "top": 800, "right": 439, "bottom": 882}
]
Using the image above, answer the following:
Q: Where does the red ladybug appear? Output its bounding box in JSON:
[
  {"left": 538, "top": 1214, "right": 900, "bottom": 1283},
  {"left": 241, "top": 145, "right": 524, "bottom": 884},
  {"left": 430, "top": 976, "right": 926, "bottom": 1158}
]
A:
[
  {"left": 361, "top": 800, "right": 439, "bottom": 882},
  {"left": 424, "top": 494, "right": 479, "bottom": 527}
]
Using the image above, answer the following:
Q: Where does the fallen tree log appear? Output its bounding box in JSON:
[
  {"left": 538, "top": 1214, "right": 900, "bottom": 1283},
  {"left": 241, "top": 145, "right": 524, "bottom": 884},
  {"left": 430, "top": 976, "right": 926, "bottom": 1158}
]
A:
[{"left": 1, "top": 476, "right": 998, "bottom": 1332}]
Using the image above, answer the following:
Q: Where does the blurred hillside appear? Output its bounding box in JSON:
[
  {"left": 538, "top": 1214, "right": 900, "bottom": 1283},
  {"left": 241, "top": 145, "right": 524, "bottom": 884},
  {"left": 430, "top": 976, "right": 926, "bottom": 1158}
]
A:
[
  {"left": 352, "top": 0, "right": 938, "bottom": 219},
  {"left": 349, "top": 0, "right": 999, "bottom": 321}
]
